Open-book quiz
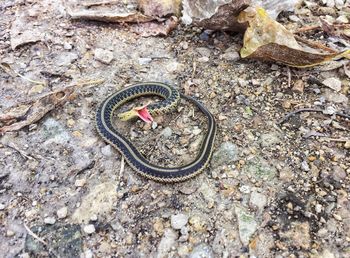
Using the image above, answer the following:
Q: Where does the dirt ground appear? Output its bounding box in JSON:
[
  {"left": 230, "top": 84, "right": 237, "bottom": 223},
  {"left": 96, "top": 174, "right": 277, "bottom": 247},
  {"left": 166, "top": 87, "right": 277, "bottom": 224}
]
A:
[{"left": 0, "top": 0, "right": 349, "bottom": 257}]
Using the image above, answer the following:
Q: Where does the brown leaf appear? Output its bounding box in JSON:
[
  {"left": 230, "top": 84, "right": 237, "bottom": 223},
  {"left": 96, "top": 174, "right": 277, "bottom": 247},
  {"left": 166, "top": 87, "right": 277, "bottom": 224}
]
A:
[
  {"left": 138, "top": 0, "right": 181, "bottom": 17},
  {"left": 182, "top": 0, "right": 250, "bottom": 32},
  {"left": 131, "top": 16, "right": 178, "bottom": 37},
  {"left": 238, "top": 7, "right": 350, "bottom": 67}
]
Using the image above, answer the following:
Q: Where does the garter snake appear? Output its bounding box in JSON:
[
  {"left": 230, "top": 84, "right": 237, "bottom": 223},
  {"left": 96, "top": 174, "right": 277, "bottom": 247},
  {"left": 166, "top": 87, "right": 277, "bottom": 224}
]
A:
[{"left": 96, "top": 82, "right": 216, "bottom": 183}]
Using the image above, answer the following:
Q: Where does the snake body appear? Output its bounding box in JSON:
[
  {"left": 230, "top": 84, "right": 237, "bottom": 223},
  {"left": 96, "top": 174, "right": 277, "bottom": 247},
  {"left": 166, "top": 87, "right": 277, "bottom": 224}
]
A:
[{"left": 96, "top": 82, "right": 216, "bottom": 182}]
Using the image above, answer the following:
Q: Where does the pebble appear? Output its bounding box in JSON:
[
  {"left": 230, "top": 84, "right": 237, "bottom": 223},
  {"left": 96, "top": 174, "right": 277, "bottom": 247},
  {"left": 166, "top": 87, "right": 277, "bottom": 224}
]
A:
[
  {"left": 324, "top": 91, "right": 349, "bottom": 104},
  {"left": 192, "top": 127, "right": 202, "bottom": 136},
  {"left": 235, "top": 206, "right": 257, "bottom": 245},
  {"left": 249, "top": 191, "right": 267, "bottom": 210},
  {"left": 220, "top": 50, "right": 240, "bottom": 62},
  {"left": 63, "top": 42, "right": 72, "bottom": 50},
  {"left": 211, "top": 142, "right": 239, "bottom": 168},
  {"left": 336, "top": 15, "right": 348, "bottom": 23},
  {"left": 333, "top": 213, "right": 342, "bottom": 221},
  {"left": 292, "top": 80, "right": 304, "bottom": 93},
  {"left": 44, "top": 217, "right": 56, "bottom": 225},
  {"left": 344, "top": 141, "right": 350, "bottom": 149},
  {"left": 315, "top": 203, "right": 323, "bottom": 213},
  {"left": 260, "top": 131, "right": 281, "bottom": 147},
  {"left": 6, "top": 230, "right": 15, "bottom": 237},
  {"left": 75, "top": 178, "right": 86, "bottom": 187},
  {"left": 138, "top": 57, "right": 152, "bottom": 65},
  {"left": 83, "top": 224, "right": 96, "bottom": 234},
  {"left": 94, "top": 48, "right": 114, "bottom": 64},
  {"left": 301, "top": 161, "right": 310, "bottom": 172},
  {"left": 189, "top": 244, "right": 214, "bottom": 258},
  {"left": 84, "top": 249, "right": 93, "bottom": 258},
  {"left": 322, "top": 77, "right": 342, "bottom": 92},
  {"left": 101, "top": 145, "right": 113, "bottom": 157},
  {"left": 171, "top": 214, "right": 189, "bottom": 230},
  {"left": 157, "top": 229, "right": 177, "bottom": 257},
  {"left": 0, "top": 203, "right": 5, "bottom": 210},
  {"left": 57, "top": 206, "right": 68, "bottom": 219},
  {"left": 198, "top": 56, "right": 209, "bottom": 63}
]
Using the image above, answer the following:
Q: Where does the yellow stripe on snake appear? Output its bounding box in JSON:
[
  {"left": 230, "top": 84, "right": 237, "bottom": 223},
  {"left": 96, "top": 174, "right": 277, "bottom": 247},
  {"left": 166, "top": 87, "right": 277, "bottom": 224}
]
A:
[{"left": 96, "top": 82, "right": 217, "bottom": 183}]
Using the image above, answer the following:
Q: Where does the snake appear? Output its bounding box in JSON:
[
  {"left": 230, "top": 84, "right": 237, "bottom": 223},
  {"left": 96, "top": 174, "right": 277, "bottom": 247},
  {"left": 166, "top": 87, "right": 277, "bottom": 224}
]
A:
[{"left": 95, "top": 82, "right": 217, "bottom": 183}]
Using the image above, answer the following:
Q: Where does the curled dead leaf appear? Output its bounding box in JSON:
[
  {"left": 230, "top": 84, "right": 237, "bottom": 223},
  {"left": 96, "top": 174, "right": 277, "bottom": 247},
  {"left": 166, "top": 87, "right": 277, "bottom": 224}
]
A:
[{"left": 238, "top": 7, "right": 350, "bottom": 67}]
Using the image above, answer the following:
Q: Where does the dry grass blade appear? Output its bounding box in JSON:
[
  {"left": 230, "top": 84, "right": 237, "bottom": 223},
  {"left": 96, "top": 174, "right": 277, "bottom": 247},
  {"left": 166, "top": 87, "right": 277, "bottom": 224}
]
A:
[{"left": 0, "top": 62, "right": 46, "bottom": 86}]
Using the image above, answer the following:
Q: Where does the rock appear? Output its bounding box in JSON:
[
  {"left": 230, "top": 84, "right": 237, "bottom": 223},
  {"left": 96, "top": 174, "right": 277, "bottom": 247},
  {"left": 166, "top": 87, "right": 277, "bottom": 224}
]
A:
[
  {"left": 72, "top": 182, "right": 118, "bottom": 223},
  {"left": 235, "top": 206, "right": 258, "bottom": 246},
  {"left": 74, "top": 178, "right": 86, "bottom": 187},
  {"left": 0, "top": 203, "right": 5, "bottom": 210},
  {"left": 324, "top": 91, "right": 349, "bottom": 104},
  {"left": 138, "top": 57, "right": 152, "bottom": 65},
  {"left": 249, "top": 191, "right": 267, "bottom": 210},
  {"left": 83, "top": 224, "right": 96, "bottom": 234},
  {"left": 25, "top": 224, "right": 82, "bottom": 257},
  {"left": 211, "top": 142, "right": 239, "bottom": 168},
  {"left": 57, "top": 207, "right": 68, "bottom": 219},
  {"left": 44, "top": 217, "right": 56, "bottom": 225},
  {"left": 292, "top": 80, "right": 304, "bottom": 93},
  {"left": 170, "top": 214, "right": 189, "bottom": 230},
  {"left": 94, "top": 48, "right": 114, "bottom": 64},
  {"left": 189, "top": 243, "right": 214, "bottom": 258},
  {"left": 101, "top": 145, "right": 113, "bottom": 157},
  {"left": 198, "top": 56, "right": 209, "bottom": 63},
  {"left": 280, "top": 222, "right": 310, "bottom": 249},
  {"left": 196, "top": 47, "right": 211, "bottom": 57},
  {"left": 336, "top": 15, "right": 349, "bottom": 23},
  {"left": 259, "top": 131, "right": 281, "bottom": 147},
  {"left": 6, "top": 230, "right": 15, "bottom": 237},
  {"left": 301, "top": 160, "right": 310, "bottom": 172},
  {"left": 344, "top": 141, "right": 350, "bottom": 149},
  {"left": 56, "top": 52, "right": 79, "bottom": 67},
  {"left": 322, "top": 77, "right": 342, "bottom": 92},
  {"left": 331, "top": 165, "right": 347, "bottom": 181},
  {"left": 161, "top": 127, "right": 172, "bottom": 138},
  {"left": 157, "top": 229, "right": 177, "bottom": 258},
  {"left": 319, "top": 249, "right": 336, "bottom": 258},
  {"left": 220, "top": 48, "right": 240, "bottom": 62},
  {"left": 243, "top": 157, "right": 277, "bottom": 181}
]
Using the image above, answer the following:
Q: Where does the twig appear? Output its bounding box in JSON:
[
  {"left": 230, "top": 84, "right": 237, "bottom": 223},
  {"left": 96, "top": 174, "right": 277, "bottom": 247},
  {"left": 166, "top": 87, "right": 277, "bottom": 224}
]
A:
[
  {"left": 319, "top": 137, "right": 350, "bottom": 142},
  {"left": 5, "top": 143, "right": 36, "bottom": 160},
  {"left": 286, "top": 66, "right": 291, "bottom": 88},
  {"left": 278, "top": 108, "right": 350, "bottom": 125},
  {"left": 23, "top": 223, "right": 47, "bottom": 245}
]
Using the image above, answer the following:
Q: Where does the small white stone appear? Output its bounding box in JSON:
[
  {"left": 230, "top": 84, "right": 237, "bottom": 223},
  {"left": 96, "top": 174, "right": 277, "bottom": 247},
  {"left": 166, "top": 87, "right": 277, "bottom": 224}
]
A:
[
  {"left": 315, "top": 204, "right": 323, "bottom": 213},
  {"left": 44, "top": 217, "right": 56, "bottom": 225},
  {"left": 101, "top": 145, "right": 113, "bottom": 157},
  {"left": 0, "top": 203, "right": 5, "bottom": 210},
  {"left": 83, "top": 224, "right": 96, "bottom": 234},
  {"left": 94, "top": 48, "right": 114, "bottom": 64},
  {"left": 90, "top": 214, "right": 98, "bottom": 221},
  {"left": 171, "top": 214, "right": 189, "bottom": 230},
  {"left": 84, "top": 249, "right": 93, "bottom": 258},
  {"left": 57, "top": 207, "right": 68, "bottom": 219},
  {"left": 192, "top": 128, "right": 202, "bottom": 136},
  {"left": 75, "top": 178, "right": 86, "bottom": 187},
  {"left": 6, "top": 230, "right": 15, "bottom": 237},
  {"left": 323, "top": 77, "right": 342, "bottom": 92},
  {"left": 63, "top": 42, "right": 72, "bottom": 50}
]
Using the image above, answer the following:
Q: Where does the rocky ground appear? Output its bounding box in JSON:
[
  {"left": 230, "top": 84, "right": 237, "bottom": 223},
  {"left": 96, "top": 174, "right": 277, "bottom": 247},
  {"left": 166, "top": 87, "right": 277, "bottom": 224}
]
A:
[{"left": 0, "top": 0, "right": 349, "bottom": 257}]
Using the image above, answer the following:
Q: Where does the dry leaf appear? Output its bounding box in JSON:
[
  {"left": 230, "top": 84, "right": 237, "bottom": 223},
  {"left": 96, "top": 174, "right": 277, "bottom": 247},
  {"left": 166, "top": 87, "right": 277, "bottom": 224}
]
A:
[
  {"left": 238, "top": 7, "right": 350, "bottom": 67},
  {"left": 131, "top": 16, "right": 179, "bottom": 37},
  {"left": 0, "top": 79, "right": 104, "bottom": 133},
  {"left": 138, "top": 0, "right": 181, "bottom": 17}
]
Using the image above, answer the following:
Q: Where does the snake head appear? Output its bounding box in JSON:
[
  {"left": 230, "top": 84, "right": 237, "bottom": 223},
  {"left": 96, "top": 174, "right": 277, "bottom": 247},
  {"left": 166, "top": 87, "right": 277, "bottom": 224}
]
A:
[{"left": 118, "top": 103, "right": 154, "bottom": 123}]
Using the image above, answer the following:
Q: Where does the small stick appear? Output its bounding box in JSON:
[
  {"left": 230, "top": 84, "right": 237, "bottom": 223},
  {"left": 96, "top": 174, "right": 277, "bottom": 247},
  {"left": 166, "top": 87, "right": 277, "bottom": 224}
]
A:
[
  {"left": 287, "top": 66, "right": 291, "bottom": 88},
  {"left": 23, "top": 223, "right": 47, "bottom": 245},
  {"left": 279, "top": 108, "right": 350, "bottom": 125}
]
